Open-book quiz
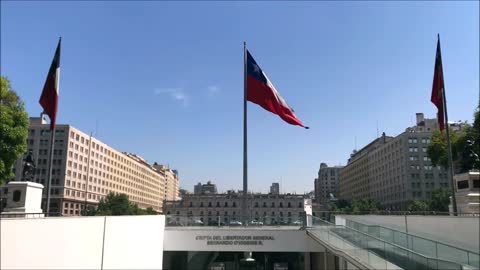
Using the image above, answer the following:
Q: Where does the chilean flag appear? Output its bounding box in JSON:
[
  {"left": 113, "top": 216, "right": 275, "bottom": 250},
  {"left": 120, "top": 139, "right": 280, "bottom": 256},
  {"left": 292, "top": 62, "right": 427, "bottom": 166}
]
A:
[
  {"left": 246, "top": 50, "right": 308, "bottom": 129},
  {"left": 39, "top": 38, "right": 61, "bottom": 130},
  {"left": 431, "top": 35, "right": 445, "bottom": 131}
]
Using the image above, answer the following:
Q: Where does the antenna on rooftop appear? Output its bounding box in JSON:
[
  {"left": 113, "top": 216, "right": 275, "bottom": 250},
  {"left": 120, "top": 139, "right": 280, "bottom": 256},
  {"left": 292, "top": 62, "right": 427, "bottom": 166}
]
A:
[
  {"left": 376, "top": 120, "right": 379, "bottom": 138},
  {"left": 354, "top": 136, "right": 357, "bottom": 150}
]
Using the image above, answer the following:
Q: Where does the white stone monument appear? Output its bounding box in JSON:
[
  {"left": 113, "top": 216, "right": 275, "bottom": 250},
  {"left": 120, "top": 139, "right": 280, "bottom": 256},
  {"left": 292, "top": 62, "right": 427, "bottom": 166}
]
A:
[{"left": 1, "top": 181, "right": 44, "bottom": 218}]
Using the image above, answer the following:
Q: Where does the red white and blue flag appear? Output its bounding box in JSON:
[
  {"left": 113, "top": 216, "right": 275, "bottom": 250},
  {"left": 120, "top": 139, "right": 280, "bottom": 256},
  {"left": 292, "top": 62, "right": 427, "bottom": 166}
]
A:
[
  {"left": 246, "top": 50, "right": 308, "bottom": 129},
  {"left": 431, "top": 36, "right": 445, "bottom": 131},
  {"left": 39, "top": 38, "right": 61, "bottom": 130}
]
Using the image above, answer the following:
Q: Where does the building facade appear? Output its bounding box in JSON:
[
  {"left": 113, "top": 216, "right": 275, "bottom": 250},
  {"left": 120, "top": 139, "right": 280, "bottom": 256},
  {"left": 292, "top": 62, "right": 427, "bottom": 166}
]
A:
[
  {"left": 153, "top": 164, "right": 180, "bottom": 201},
  {"left": 9, "top": 117, "right": 178, "bottom": 216},
  {"left": 269, "top": 183, "right": 280, "bottom": 195},
  {"left": 339, "top": 113, "right": 450, "bottom": 210},
  {"left": 314, "top": 163, "right": 343, "bottom": 203},
  {"left": 164, "top": 191, "right": 310, "bottom": 225},
  {"left": 193, "top": 181, "right": 217, "bottom": 195}
]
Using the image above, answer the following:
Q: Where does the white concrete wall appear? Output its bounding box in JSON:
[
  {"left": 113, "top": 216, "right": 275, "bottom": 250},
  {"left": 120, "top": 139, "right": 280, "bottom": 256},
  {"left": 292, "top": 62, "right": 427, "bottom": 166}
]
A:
[
  {"left": 164, "top": 228, "right": 325, "bottom": 252},
  {"left": 339, "top": 215, "right": 479, "bottom": 252},
  {"left": 0, "top": 215, "right": 165, "bottom": 269}
]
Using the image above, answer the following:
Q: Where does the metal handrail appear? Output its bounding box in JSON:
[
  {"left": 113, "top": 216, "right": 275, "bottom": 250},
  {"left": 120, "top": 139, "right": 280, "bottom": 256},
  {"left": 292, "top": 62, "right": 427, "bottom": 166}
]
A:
[
  {"left": 309, "top": 216, "right": 465, "bottom": 270},
  {"left": 346, "top": 219, "right": 480, "bottom": 257}
]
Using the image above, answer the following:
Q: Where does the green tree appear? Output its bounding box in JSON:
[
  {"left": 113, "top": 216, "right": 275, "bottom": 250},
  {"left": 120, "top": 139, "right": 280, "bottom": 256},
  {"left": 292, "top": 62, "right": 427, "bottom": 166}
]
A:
[
  {"left": 0, "top": 77, "right": 29, "bottom": 184},
  {"left": 90, "top": 193, "right": 157, "bottom": 216},
  {"left": 427, "top": 104, "right": 480, "bottom": 173},
  {"left": 428, "top": 188, "right": 451, "bottom": 212},
  {"left": 351, "top": 199, "right": 378, "bottom": 214},
  {"left": 407, "top": 200, "right": 429, "bottom": 212}
]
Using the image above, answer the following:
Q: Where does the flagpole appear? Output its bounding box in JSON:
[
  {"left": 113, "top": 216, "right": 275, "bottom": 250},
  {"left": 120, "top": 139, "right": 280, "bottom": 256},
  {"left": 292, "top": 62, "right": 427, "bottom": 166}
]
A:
[
  {"left": 45, "top": 126, "right": 56, "bottom": 216},
  {"left": 242, "top": 41, "right": 248, "bottom": 226},
  {"left": 438, "top": 34, "right": 457, "bottom": 216}
]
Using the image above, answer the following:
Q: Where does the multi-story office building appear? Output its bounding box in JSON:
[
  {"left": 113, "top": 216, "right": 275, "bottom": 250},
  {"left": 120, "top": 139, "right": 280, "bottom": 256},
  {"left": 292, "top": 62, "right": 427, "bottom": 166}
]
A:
[
  {"left": 163, "top": 191, "right": 310, "bottom": 225},
  {"left": 314, "top": 163, "right": 343, "bottom": 202},
  {"left": 339, "top": 113, "right": 450, "bottom": 210},
  {"left": 269, "top": 182, "right": 280, "bottom": 195},
  {"left": 153, "top": 164, "right": 179, "bottom": 201},
  {"left": 193, "top": 181, "right": 217, "bottom": 194},
  {"left": 10, "top": 116, "right": 178, "bottom": 215}
]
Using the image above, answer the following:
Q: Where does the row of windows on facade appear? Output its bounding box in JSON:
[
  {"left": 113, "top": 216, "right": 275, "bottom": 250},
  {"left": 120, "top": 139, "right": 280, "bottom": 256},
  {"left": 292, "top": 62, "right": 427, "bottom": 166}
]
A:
[
  {"left": 168, "top": 210, "right": 303, "bottom": 217},
  {"left": 65, "top": 173, "right": 161, "bottom": 197},
  {"left": 31, "top": 168, "right": 62, "bottom": 176},
  {"left": 32, "top": 139, "right": 64, "bottom": 146},
  {"left": 411, "top": 182, "right": 448, "bottom": 189},
  {"left": 62, "top": 201, "right": 83, "bottom": 215},
  {"left": 186, "top": 201, "right": 303, "bottom": 208},
  {"left": 412, "top": 191, "right": 434, "bottom": 198},
  {"left": 409, "top": 165, "right": 435, "bottom": 170},
  {"left": 67, "top": 151, "right": 160, "bottom": 187},
  {"left": 69, "top": 131, "right": 159, "bottom": 178},
  {"left": 409, "top": 147, "right": 428, "bottom": 153},
  {"left": 30, "top": 149, "right": 64, "bottom": 156},
  {"left": 63, "top": 184, "right": 159, "bottom": 205},
  {"left": 28, "top": 129, "right": 65, "bottom": 136},
  {"left": 408, "top": 138, "right": 431, "bottom": 144},
  {"left": 411, "top": 173, "right": 447, "bottom": 179},
  {"left": 66, "top": 169, "right": 160, "bottom": 192},
  {"left": 66, "top": 172, "right": 162, "bottom": 194}
]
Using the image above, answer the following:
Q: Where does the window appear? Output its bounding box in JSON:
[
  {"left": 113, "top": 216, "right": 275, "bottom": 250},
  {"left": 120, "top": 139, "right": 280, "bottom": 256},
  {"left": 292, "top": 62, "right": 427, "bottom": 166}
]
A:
[
  {"left": 457, "top": 180, "right": 469, "bottom": 190},
  {"left": 13, "top": 190, "right": 21, "bottom": 202},
  {"left": 233, "top": 202, "right": 236, "bottom": 207},
  {"left": 473, "top": 180, "right": 480, "bottom": 188}
]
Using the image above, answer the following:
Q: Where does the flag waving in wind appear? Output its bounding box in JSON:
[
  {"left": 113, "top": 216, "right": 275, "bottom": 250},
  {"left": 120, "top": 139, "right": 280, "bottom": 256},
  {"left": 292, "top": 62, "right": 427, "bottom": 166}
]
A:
[
  {"left": 246, "top": 50, "right": 308, "bottom": 129},
  {"left": 39, "top": 38, "right": 61, "bottom": 130},
  {"left": 431, "top": 35, "right": 445, "bottom": 131}
]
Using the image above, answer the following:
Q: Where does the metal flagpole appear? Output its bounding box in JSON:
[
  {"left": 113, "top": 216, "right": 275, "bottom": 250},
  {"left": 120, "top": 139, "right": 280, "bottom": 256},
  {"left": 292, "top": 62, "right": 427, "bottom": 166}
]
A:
[
  {"left": 438, "top": 34, "right": 458, "bottom": 216},
  {"left": 242, "top": 41, "right": 248, "bottom": 226},
  {"left": 45, "top": 126, "right": 56, "bottom": 215},
  {"left": 442, "top": 78, "right": 458, "bottom": 216}
]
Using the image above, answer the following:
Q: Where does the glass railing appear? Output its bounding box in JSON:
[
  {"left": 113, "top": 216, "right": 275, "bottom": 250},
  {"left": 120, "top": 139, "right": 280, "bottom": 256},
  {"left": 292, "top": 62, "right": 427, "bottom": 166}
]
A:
[
  {"left": 164, "top": 215, "right": 306, "bottom": 227},
  {"left": 308, "top": 216, "right": 465, "bottom": 270},
  {"left": 346, "top": 219, "right": 480, "bottom": 269}
]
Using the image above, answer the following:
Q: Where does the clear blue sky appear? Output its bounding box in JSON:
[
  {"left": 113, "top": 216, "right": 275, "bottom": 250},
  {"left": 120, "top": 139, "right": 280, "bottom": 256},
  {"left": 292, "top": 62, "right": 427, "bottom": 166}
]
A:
[{"left": 2, "top": 1, "right": 478, "bottom": 194}]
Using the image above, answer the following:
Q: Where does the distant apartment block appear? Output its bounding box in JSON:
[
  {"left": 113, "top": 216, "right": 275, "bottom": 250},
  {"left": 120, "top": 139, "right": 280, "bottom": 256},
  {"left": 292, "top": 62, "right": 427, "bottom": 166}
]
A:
[
  {"left": 339, "top": 113, "right": 450, "bottom": 210},
  {"left": 314, "top": 163, "right": 343, "bottom": 203},
  {"left": 270, "top": 183, "right": 280, "bottom": 195},
  {"left": 8, "top": 117, "right": 179, "bottom": 216},
  {"left": 194, "top": 181, "right": 217, "bottom": 194},
  {"left": 153, "top": 164, "right": 179, "bottom": 201}
]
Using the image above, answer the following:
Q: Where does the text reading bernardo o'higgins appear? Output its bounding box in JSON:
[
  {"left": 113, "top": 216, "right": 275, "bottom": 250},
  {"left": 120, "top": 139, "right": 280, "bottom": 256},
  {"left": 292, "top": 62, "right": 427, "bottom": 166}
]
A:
[{"left": 195, "top": 235, "right": 275, "bottom": 245}]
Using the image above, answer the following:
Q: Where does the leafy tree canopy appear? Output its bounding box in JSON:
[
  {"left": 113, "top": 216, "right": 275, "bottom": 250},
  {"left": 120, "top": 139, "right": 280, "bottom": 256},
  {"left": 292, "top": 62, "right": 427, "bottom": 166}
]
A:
[
  {"left": 427, "top": 104, "right": 480, "bottom": 173},
  {"left": 0, "top": 77, "right": 29, "bottom": 184},
  {"left": 86, "top": 193, "right": 158, "bottom": 216}
]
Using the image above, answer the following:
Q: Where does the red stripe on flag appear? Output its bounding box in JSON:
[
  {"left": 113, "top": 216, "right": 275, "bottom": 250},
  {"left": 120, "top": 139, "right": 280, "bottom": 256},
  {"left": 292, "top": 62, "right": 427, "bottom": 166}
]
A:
[
  {"left": 39, "top": 72, "right": 58, "bottom": 130},
  {"left": 431, "top": 38, "right": 445, "bottom": 131},
  {"left": 247, "top": 75, "right": 306, "bottom": 128}
]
